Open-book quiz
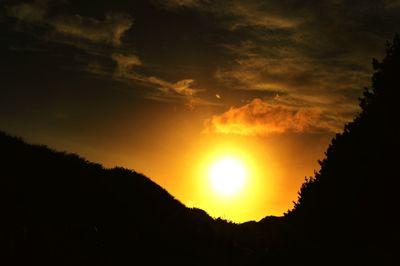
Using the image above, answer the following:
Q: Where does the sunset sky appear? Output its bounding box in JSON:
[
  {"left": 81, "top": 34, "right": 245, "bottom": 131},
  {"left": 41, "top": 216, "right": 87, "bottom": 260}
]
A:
[{"left": 1, "top": 0, "right": 400, "bottom": 222}]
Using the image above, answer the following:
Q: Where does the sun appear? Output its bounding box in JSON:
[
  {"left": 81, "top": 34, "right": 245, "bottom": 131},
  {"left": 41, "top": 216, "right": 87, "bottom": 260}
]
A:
[{"left": 209, "top": 157, "right": 247, "bottom": 197}]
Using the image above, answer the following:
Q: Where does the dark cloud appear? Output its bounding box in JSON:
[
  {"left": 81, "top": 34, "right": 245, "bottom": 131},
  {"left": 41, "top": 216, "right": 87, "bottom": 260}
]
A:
[
  {"left": 5, "top": 0, "right": 219, "bottom": 107},
  {"left": 3, "top": 0, "right": 400, "bottom": 128},
  {"left": 154, "top": 0, "right": 204, "bottom": 9},
  {"left": 7, "top": 0, "right": 47, "bottom": 22},
  {"left": 7, "top": 0, "right": 133, "bottom": 46},
  {"left": 385, "top": 0, "right": 400, "bottom": 9},
  {"left": 51, "top": 13, "right": 133, "bottom": 46}
]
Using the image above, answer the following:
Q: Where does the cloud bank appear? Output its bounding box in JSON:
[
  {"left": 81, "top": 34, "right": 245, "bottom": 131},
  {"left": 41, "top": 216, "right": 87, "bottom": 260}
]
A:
[{"left": 6, "top": 0, "right": 400, "bottom": 116}]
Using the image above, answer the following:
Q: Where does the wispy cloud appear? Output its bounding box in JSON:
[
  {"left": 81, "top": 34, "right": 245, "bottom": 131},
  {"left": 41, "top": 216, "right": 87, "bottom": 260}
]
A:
[
  {"left": 155, "top": 0, "right": 303, "bottom": 30},
  {"left": 6, "top": 1, "right": 213, "bottom": 108},
  {"left": 156, "top": 0, "right": 203, "bottom": 8},
  {"left": 7, "top": 1, "right": 133, "bottom": 47},
  {"left": 147, "top": 77, "right": 198, "bottom": 97},
  {"left": 7, "top": 0, "right": 399, "bottom": 115},
  {"left": 7, "top": 0, "right": 47, "bottom": 23},
  {"left": 52, "top": 13, "right": 133, "bottom": 47},
  {"left": 111, "top": 52, "right": 211, "bottom": 108},
  {"left": 112, "top": 53, "right": 142, "bottom": 74},
  {"left": 384, "top": 0, "right": 400, "bottom": 9},
  {"left": 223, "top": 1, "right": 302, "bottom": 30}
]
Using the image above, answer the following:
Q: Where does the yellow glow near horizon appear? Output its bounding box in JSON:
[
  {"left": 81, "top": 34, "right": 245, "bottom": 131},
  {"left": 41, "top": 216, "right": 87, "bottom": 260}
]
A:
[{"left": 209, "top": 157, "right": 247, "bottom": 197}]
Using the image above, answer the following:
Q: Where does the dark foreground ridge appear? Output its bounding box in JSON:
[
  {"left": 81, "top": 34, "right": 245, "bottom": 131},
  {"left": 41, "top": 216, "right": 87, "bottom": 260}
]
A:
[
  {"left": 2, "top": 36, "right": 400, "bottom": 265},
  {"left": 0, "top": 130, "right": 285, "bottom": 265}
]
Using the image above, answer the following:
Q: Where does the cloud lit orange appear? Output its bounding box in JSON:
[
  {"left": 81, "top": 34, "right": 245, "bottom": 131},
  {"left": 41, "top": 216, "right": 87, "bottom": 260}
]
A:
[{"left": 204, "top": 98, "right": 339, "bottom": 136}]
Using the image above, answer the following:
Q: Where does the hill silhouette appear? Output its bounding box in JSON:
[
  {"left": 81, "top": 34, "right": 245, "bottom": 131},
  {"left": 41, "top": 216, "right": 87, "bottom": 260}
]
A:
[
  {"left": 2, "top": 35, "right": 400, "bottom": 265},
  {"left": 1, "top": 131, "right": 257, "bottom": 265},
  {"left": 2, "top": 130, "right": 287, "bottom": 265}
]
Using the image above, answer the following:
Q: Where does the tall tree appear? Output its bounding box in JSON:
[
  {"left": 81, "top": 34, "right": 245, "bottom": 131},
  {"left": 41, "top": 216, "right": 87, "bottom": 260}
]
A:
[{"left": 288, "top": 34, "right": 400, "bottom": 265}]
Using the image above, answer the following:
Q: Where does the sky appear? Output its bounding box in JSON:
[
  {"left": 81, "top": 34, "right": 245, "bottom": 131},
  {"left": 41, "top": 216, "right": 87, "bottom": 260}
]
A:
[{"left": 1, "top": 0, "right": 400, "bottom": 222}]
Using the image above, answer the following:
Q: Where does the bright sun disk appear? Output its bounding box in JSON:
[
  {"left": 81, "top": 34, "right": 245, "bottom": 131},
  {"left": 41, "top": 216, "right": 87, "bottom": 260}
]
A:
[{"left": 209, "top": 157, "right": 247, "bottom": 196}]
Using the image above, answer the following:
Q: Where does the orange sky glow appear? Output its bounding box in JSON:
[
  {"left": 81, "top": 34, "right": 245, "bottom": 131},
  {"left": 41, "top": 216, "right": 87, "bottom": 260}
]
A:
[{"left": 2, "top": 0, "right": 394, "bottom": 222}]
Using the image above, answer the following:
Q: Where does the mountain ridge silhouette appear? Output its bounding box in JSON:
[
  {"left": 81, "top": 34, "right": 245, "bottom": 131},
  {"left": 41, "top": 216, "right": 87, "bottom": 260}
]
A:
[{"left": 1, "top": 130, "right": 285, "bottom": 265}]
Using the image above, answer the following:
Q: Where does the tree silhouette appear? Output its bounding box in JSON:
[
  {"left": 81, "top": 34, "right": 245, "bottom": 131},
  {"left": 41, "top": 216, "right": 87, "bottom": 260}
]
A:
[{"left": 286, "top": 34, "right": 400, "bottom": 265}]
